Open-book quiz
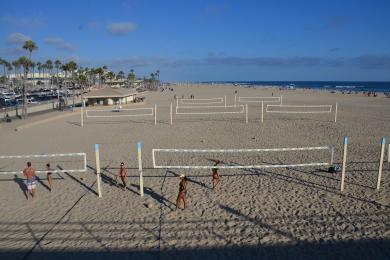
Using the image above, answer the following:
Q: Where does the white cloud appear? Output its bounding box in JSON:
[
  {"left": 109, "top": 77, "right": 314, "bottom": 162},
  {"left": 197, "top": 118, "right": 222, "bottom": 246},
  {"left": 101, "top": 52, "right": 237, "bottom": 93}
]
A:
[
  {"left": 2, "top": 15, "right": 45, "bottom": 28},
  {"left": 6, "top": 32, "right": 31, "bottom": 45},
  {"left": 106, "top": 22, "right": 137, "bottom": 36},
  {"left": 44, "top": 37, "right": 77, "bottom": 51}
]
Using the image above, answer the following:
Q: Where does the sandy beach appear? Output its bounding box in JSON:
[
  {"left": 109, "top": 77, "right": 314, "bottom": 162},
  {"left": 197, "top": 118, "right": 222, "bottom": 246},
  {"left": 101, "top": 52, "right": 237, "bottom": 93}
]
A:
[{"left": 0, "top": 84, "right": 389, "bottom": 259}]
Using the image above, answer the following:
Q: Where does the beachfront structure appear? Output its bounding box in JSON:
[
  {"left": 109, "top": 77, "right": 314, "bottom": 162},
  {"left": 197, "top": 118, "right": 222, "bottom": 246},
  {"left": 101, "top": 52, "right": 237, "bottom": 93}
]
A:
[
  {"left": 7, "top": 72, "right": 67, "bottom": 81},
  {"left": 84, "top": 87, "right": 137, "bottom": 106}
]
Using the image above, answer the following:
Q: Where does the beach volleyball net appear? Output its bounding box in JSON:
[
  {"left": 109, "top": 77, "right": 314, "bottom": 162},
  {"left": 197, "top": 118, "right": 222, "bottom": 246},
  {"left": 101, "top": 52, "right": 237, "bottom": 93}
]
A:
[
  {"left": 179, "top": 97, "right": 224, "bottom": 105},
  {"left": 85, "top": 107, "right": 154, "bottom": 118},
  {"left": 266, "top": 104, "right": 332, "bottom": 114},
  {"left": 239, "top": 96, "right": 281, "bottom": 104},
  {"left": 175, "top": 105, "right": 245, "bottom": 115},
  {"left": 152, "top": 147, "right": 333, "bottom": 169},
  {"left": 0, "top": 153, "right": 87, "bottom": 174},
  {"left": 83, "top": 105, "right": 157, "bottom": 126}
]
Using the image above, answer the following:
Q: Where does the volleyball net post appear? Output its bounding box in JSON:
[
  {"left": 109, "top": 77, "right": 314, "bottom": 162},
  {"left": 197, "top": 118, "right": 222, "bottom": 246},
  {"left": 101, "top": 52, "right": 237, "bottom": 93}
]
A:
[
  {"left": 377, "top": 138, "right": 386, "bottom": 191},
  {"left": 170, "top": 103, "right": 173, "bottom": 125},
  {"left": 95, "top": 144, "right": 102, "bottom": 198},
  {"left": 154, "top": 104, "right": 157, "bottom": 126},
  {"left": 137, "top": 142, "right": 144, "bottom": 197},
  {"left": 340, "top": 137, "right": 348, "bottom": 192}
]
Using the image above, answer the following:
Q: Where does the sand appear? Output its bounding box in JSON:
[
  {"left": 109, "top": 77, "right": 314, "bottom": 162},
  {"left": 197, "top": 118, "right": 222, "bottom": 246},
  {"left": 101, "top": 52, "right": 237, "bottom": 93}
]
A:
[{"left": 0, "top": 84, "right": 389, "bottom": 259}]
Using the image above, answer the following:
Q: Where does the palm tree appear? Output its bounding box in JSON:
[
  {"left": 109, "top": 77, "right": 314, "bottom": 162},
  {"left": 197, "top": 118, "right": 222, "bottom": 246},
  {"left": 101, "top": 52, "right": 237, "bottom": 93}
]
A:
[
  {"left": 46, "top": 60, "right": 53, "bottom": 89},
  {"left": 41, "top": 64, "right": 47, "bottom": 85},
  {"left": 22, "top": 40, "right": 38, "bottom": 61},
  {"left": 37, "top": 62, "right": 42, "bottom": 80},
  {"left": 54, "top": 60, "right": 61, "bottom": 85},
  {"left": 61, "top": 64, "right": 68, "bottom": 79},
  {"left": 65, "top": 61, "right": 78, "bottom": 109},
  {"left": 95, "top": 67, "right": 104, "bottom": 86},
  {"left": 117, "top": 70, "right": 125, "bottom": 79},
  {"left": 31, "top": 62, "right": 35, "bottom": 85},
  {"left": 66, "top": 61, "right": 77, "bottom": 79},
  {"left": 18, "top": 56, "right": 32, "bottom": 118},
  {"left": 12, "top": 60, "right": 20, "bottom": 81},
  {"left": 127, "top": 69, "right": 136, "bottom": 83},
  {"left": 0, "top": 58, "right": 4, "bottom": 76},
  {"left": 6, "top": 62, "right": 12, "bottom": 81}
]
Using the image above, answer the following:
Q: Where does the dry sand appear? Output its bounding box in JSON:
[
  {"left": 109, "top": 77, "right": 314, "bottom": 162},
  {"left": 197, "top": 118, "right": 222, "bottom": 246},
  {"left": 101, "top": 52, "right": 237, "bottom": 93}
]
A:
[{"left": 0, "top": 84, "right": 389, "bottom": 259}]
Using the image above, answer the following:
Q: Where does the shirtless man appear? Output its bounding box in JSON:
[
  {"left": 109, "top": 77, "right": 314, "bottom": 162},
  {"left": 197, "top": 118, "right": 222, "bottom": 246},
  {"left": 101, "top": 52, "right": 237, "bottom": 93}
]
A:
[
  {"left": 176, "top": 174, "right": 188, "bottom": 210},
  {"left": 212, "top": 160, "right": 221, "bottom": 189},
  {"left": 117, "top": 162, "right": 128, "bottom": 191},
  {"left": 23, "top": 162, "right": 37, "bottom": 199}
]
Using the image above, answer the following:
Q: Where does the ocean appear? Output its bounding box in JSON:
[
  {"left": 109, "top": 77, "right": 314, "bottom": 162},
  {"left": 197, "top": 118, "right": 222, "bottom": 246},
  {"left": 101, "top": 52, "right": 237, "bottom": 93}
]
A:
[{"left": 203, "top": 81, "right": 390, "bottom": 93}]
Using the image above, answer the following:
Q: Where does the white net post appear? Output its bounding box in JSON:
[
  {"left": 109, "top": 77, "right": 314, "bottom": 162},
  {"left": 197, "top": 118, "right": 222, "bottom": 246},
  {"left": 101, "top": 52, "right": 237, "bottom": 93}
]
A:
[
  {"left": 377, "top": 138, "right": 386, "bottom": 191},
  {"left": 95, "top": 144, "right": 102, "bottom": 198},
  {"left": 234, "top": 94, "right": 237, "bottom": 107},
  {"left": 388, "top": 143, "right": 390, "bottom": 163},
  {"left": 137, "top": 142, "right": 144, "bottom": 196},
  {"left": 245, "top": 104, "right": 248, "bottom": 123},
  {"left": 154, "top": 104, "right": 157, "bottom": 125},
  {"left": 261, "top": 101, "right": 264, "bottom": 123},
  {"left": 224, "top": 96, "right": 227, "bottom": 107},
  {"left": 281, "top": 95, "right": 283, "bottom": 105},
  {"left": 330, "top": 147, "right": 334, "bottom": 165},
  {"left": 81, "top": 101, "right": 84, "bottom": 128},
  {"left": 340, "top": 137, "right": 348, "bottom": 192},
  {"left": 334, "top": 102, "right": 338, "bottom": 123},
  {"left": 176, "top": 98, "right": 179, "bottom": 107},
  {"left": 170, "top": 103, "right": 173, "bottom": 125}
]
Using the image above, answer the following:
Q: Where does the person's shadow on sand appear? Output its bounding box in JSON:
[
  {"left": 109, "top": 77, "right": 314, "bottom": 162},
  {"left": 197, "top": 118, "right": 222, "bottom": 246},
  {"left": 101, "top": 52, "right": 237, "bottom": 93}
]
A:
[
  {"left": 13, "top": 174, "right": 28, "bottom": 199},
  {"left": 138, "top": 185, "right": 175, "bottom": 210}
]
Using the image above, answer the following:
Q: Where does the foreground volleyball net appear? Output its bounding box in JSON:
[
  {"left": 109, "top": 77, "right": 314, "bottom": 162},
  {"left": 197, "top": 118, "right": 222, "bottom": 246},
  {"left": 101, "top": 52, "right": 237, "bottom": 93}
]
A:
[
  {"left": 82, "top": 105, "right": 157, "bottom": 126},
  {"left": 0, "top": 153, "right": 87, "bottom": 174},
  {"left": 152, "top": 146, "right": 333, "bottom": 169}
]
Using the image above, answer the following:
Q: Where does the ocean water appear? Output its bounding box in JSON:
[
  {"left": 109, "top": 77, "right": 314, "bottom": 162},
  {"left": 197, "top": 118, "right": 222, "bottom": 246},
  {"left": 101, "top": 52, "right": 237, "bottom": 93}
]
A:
[{"left": 204, "top": 81, "right": 390, "bottom": 93}]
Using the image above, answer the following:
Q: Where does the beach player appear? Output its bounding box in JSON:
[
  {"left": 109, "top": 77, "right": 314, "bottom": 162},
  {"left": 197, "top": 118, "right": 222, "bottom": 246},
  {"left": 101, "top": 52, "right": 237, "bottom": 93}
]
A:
[
  {"left": 212, "top": 160, "right": 221, "bottom": 189},
  {"left": 176, "top": 174, "right": 188, "bottom": 210},
  {"left": 117, "top": 162, "right": 128, "bottom": 191},
  {"left": 23, "top": 162, "right": 37, "bottom": 199},
  {"left": 46, "top": 163, "right": 53, "bottom": 191}
]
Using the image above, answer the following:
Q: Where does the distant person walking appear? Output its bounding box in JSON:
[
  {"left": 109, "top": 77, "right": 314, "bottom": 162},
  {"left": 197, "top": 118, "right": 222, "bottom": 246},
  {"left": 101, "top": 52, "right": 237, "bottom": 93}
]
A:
[
  {"left": 176, "top": 174, "right": 188, "bottom": 210},
  {"left": 116, "top": 162, "right": 128, "bottom": 191},
  {"left": 46, "top": 163, "right": 53, "bottom": 191},
  {"left": 23, "top": 162, "right": 37, "bottom": 199}
]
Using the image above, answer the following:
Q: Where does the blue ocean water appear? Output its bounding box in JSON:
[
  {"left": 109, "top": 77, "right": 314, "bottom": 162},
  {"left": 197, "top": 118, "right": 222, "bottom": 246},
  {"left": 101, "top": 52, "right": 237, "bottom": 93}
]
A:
[{"left": 204, "top": 81, "right": 390, "bottom": 93}]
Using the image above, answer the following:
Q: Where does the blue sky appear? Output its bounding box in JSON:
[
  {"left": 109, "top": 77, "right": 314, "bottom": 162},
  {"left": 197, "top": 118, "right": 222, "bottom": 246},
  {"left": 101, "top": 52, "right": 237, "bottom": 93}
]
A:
[{"left": 1, "top": 0, "right": 389, "bottom": 81}]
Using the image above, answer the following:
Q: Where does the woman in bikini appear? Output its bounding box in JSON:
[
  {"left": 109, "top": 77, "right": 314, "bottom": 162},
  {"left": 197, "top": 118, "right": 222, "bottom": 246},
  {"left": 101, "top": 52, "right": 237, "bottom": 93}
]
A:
[
  {"left": 176, "top": 174, "right": 188, "bottom": 210},
  {"left": 46, "top": 163, "right": 53, "bottom": 191}
]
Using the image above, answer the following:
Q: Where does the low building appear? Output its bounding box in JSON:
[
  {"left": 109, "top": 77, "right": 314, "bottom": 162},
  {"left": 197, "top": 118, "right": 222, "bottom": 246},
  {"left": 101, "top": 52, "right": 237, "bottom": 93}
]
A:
[{"left": 84, "top": 87, "right": 137, "bottom": 106}]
